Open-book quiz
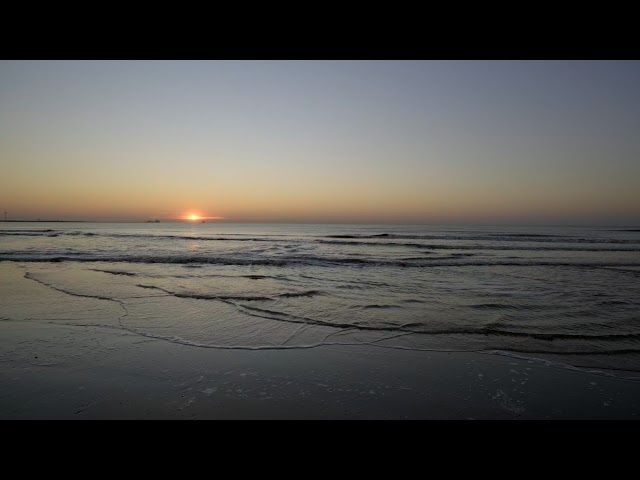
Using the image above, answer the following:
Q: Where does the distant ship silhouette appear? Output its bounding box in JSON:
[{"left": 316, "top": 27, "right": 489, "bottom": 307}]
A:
[{"left": 146, "top": 219, "right": 160, "bottom": 223}]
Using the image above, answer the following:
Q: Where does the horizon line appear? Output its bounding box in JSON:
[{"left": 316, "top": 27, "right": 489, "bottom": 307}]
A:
[{"left": 1, "top": 219, "right": 639, "bottom": 228}]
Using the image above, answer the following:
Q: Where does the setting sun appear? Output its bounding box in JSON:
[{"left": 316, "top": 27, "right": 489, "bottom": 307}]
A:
[
  {"left": 179, "top": 212, "right": 224, "bottom": 222},
  {"left": 178, "top": 212, "right": 204, "bottom": 221}
]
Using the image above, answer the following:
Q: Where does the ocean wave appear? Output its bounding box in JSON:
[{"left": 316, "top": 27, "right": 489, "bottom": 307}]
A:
[
  {"left": 470, "top": 303, "right": 551, "bottom": 311},
  {"left": 19, "top": 268, "right": 640, "bottom": 377},
  {"left": 323, "top": 233, "right": 640, "bottom": 244},
  {"left": 134, "top": 283, "right": 325, "bottom": 302},
  {"left": 0, "top": 229, "right": 56, "bottom": 233},
  {"left": 0, "top": 231, "right": 58, "bottom": 236},
  {"left": 315, "top": 239, "right": 640, "bottom": 252},
  {"left": 484, "top": 347, "right": 640, "bottom": 356},
  {"left": 17, "top": 230, "right": 303, "bottom": 243},
  {"left": 203, "top": 300, "right": 640, "bottom": 343},
  {"left": 358, "top": 304, "right": 403, "bottom": 309},
  {"left": 127, "top": 283, "right": 640, "bottom": 342},
  {"left": 277, "top": 290, "right": 324, "bottom": 298},
  {"left": 4, "top": 253, "right": 640, "bottom": 269},
  {"left": 4, "top": 228, "right": 640, "bottom": 246},
  {"left": 90, "top": 269, "right": 137, "bottom": 276}
]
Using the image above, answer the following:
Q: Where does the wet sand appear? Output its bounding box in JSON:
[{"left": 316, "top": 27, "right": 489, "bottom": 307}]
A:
[
  {"left": 1, "top": 262, "right": 639, "bottom": 419},
  {"left": 1, "top": 319, "right": 639, "bottom": 419}
]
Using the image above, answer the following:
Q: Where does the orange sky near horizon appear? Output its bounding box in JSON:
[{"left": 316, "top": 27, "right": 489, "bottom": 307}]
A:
[{"left": 1, "top": 61, "right": 639, "bottom": 225}]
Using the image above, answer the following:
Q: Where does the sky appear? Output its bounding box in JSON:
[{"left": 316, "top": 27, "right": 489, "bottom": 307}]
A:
[{"left": 1, "top": 60, "right": 639, "bottom": 224}]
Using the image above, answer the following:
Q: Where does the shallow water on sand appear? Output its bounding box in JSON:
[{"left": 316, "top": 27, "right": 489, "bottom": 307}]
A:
[{"left": 1, "top": 223, "right": 640, "bottom": 375}]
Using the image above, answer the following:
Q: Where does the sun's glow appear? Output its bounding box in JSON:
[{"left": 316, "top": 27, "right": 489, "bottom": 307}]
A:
[{"left": 179, "top": 212, "right": 224, "bottom": 222}]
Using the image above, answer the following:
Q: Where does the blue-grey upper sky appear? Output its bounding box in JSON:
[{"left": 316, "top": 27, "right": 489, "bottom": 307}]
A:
[{"left": 1, "top": 60, "right": 639, "bottom": 224}]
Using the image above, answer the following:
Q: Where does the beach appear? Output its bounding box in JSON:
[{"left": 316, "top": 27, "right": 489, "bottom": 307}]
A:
[
  {"left": 3, "top": 61, "right": 639, "bottom": 420},
  {"left": 1, "top": 256, "right": 639, "bottom": 420}
]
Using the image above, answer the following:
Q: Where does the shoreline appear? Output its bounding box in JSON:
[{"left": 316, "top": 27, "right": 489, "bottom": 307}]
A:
[
  {"left": 1, "top": 261, "right": 639, "bottom": 419},
  {"left": 1, "top": 319, "right": 639, "bottom": 419}
]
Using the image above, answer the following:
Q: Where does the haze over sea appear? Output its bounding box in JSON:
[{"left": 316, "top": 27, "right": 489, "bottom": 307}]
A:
[{"left": 2, "top": 221, "right": 639, "bottom": 376}]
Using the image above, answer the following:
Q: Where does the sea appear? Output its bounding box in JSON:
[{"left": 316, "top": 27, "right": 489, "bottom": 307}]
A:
[{"left": 1, "top": 222, "right": 639, "bottom": 376}]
